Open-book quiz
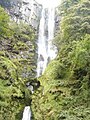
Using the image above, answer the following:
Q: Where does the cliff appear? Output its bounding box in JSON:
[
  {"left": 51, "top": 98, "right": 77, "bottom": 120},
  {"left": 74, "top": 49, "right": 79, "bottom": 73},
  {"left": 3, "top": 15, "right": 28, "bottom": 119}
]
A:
[
  {"left": 0, "top": 0, "right": 42, "bottom": 29},
  {"left": 0, "top": 6, "right": 38, "bottom": 120}
]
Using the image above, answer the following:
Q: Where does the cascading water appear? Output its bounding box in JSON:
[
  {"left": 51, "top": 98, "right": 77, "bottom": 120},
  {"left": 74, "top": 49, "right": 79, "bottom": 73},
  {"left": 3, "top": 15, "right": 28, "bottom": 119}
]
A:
[
  {"left": 22, "top": 106, "right": 31, "bottom": 120},
  {"left": 37, "top": 8, "right": 48, "bottom": 77},
  {"left": 37, "top": 6, "right": 57, "bottom": 77},
  {"left": 48, "top": 7, "right": 57, "bottom": 60}
]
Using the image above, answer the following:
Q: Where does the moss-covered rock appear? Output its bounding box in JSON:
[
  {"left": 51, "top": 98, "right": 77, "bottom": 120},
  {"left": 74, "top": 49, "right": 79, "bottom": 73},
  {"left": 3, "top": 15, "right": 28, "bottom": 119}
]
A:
[{"left": 0, "top": 7, "right": 37, "bottom": 119}]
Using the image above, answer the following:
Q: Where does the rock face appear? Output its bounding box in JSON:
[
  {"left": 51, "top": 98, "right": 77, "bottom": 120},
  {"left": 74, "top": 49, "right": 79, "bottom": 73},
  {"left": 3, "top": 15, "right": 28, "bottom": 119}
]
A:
[
  {"left": 0, "top": 6, "right": 38, "bottom": 119},
  {"left": 0, "top": 0, "right": 60, "bottom": 30},
  {"left": 55, "top": 7, "right": 61, "bottom": 33},
  {"left": 0, "top": 0, "right": 42, "bottom": 29}
]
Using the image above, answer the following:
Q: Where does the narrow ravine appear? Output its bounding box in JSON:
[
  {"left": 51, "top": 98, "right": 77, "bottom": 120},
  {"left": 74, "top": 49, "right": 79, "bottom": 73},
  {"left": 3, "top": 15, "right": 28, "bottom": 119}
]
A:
[
  {"left": 22, "top": 1, "right": 58, "bottom": 120},
  {"left": 0, "top": 0, "right": 90, "bottom": 119}
]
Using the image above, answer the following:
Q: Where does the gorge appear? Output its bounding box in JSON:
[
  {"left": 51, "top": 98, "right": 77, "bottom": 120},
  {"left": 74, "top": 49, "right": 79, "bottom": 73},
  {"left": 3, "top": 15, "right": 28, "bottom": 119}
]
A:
[
  {"left": 22, "top": 1, "right": 59, "bottom": 119},
  {"left": 0, "top": 0, "right": 90, "bottom": 120}
]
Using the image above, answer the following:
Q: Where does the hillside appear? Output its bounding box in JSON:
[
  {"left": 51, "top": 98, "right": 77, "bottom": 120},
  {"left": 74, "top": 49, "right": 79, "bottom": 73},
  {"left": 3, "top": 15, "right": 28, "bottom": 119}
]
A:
[{"left": 31, "top": 0, "right": 90, "bottom": 120}]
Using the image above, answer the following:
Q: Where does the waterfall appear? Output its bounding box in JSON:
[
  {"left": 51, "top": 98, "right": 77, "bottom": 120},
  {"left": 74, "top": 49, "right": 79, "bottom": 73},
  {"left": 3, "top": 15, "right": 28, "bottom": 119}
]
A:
[
  {"left": 48, "top": 8, "right": 57, "bottom": 60},
  {"left": 37, "top": 7, "right": 57, "bottom": 77},
  {"left": 22, "top": 106, "right": 31, "bottom": 120},
  {"left": 22, "top": 3, "right": 57, "bottom": 120},
  {"left": 37, "top": 8, "right": 48, "bottom": 77}
]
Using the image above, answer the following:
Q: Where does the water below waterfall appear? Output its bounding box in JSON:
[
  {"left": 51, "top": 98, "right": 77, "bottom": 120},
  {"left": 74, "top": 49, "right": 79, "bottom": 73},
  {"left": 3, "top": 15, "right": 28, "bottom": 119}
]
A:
[
  {"left": 22, "top": 106, "right": 31, "bottom": 120},
  {"left": 37, "top": 7, "right": 57, "bottom": 77}
]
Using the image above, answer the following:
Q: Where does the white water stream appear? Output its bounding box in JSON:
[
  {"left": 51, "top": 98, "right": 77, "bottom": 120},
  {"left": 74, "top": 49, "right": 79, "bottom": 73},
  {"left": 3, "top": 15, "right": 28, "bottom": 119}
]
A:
[
  {"left": 22, "top": 106, "right": 31, "bottom": 120},
  {"left": 37, "top": 8, "right": 47, "bottom": 77},
  {"left": 48, "top": 7, "right": 57, "bottom": 60},
  {"left": 37, "top": 7, "right": 57, "bottom": 77}
]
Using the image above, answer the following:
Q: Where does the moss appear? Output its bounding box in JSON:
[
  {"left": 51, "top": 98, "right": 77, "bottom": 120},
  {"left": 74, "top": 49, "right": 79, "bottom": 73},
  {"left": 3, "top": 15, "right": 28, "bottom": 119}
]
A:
[
  {"left": 13, "top": 41, "right": 29, "bottom": 51},
  {"left": 0, "top": 7, "right": 37, "bottom": 119},
  {"left": 0, "top": 51, "right": 5, "bottom": 56}
]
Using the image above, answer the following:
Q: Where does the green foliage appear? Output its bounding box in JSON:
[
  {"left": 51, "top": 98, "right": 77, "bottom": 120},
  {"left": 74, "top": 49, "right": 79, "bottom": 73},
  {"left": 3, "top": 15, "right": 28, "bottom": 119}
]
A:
[
  {"left": 32, "top": 0, "right": 90, "bottom": 120},
  {"left": 10, "top": 22, "right": 36, "bottom": 42},
  {"left": 13, "top": 41, "right": 29, "bottom": 50},
  {"left": 0, "top": 6, "right": 13, "bottom": 38},
  {"left": 55, "top": 0, "right": 90, "bottom": 49},
  {"left": 0, "top": 6, "right": 36, "bottom": 120},
  {"left": 44, "top": 60, "right": 66, "bottom": 79}
]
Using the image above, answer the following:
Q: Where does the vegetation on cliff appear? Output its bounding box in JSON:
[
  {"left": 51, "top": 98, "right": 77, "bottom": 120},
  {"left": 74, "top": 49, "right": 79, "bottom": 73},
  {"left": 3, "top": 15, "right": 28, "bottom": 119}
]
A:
[
  {"left": 0, "top": 6, "right": 37, "bottom": 120},
  {"left": 32, "top": 0, "right": 90, "bottom": 120},
  {"left": 0, "top": 0, "right": 90, "bottom": 119}
]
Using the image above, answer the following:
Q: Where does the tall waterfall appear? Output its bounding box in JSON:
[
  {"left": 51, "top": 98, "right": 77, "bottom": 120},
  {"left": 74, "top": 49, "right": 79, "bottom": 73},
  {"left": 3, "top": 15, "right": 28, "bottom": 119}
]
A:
[
  {"left": 37, "top": 8, "right": 48, "bottom": 77},
  {"left": 48, "top": 8, "right": 57, "bottom": 60},
  {"left": 37, "top": 7, "right": 57, "bottom": 77},
  {"left": 22, "top": 4, "right": 57, "bottom": 120},
  {"left": 22, "top": 106, "right": 31, "bottom": 120}
]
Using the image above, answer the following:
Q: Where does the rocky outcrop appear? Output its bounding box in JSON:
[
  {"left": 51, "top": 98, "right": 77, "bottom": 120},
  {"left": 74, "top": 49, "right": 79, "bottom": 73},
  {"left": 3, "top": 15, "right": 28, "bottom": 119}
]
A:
[
  {"left": 55, "top": 7, "right": 61, "bottom": 33},
  {"left": 0, "top": 0, "right": 42, "bottom": 29}
]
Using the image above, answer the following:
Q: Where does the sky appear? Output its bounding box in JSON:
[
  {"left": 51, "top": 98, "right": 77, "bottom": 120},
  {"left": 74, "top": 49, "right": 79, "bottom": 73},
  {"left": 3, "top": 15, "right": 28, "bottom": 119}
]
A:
[{"left": 36, "top": 0, "right": 61, "bottom": 8}]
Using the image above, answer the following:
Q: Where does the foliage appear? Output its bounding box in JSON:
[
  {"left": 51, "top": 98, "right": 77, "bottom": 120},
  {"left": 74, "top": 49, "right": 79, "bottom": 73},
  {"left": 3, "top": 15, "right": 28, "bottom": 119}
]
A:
[
  {"left": 0, "top": 6, "right": 37, "bottom": 120},
  {"left": 55, "top": 0, "right": 90, "bottom": 49},
  {"left": 0, "top": 0, "right": 90, "bottom": 119},
  {"left": 32, "top": 0, "right": 90, "bottom": 120},
  {"left": 0, "top": 6, "right": 13, "bottom": 38}
]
